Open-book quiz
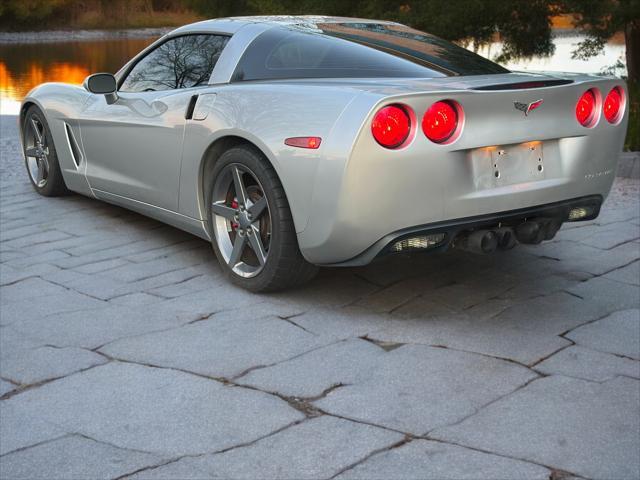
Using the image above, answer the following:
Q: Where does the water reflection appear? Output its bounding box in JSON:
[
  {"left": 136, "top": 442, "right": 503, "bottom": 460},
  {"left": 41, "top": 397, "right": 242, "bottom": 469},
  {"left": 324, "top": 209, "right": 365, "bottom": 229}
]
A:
[
  {"left": 0, "top": 37, "right": 156, "bottom": 114},
  {"left": 0, "top": 32, "right": 627, "bottom": 116}
]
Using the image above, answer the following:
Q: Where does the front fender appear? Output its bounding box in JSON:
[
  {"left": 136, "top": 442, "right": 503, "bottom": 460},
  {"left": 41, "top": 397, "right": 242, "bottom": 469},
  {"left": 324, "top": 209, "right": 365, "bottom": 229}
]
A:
[{"left": 21, "top": 83, "right": 93, "bottom": 196}]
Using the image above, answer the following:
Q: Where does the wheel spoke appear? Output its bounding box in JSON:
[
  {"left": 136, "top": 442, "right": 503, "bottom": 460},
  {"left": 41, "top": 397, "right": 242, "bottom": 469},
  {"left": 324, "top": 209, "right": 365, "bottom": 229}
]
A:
[
  {"left": 228, "top": 233, "right": 247, "bottom": 267},
  {"left": 232, "top": 166, "right": 248, "bottom": 206},
  {"left": 211, "top": 201, "right": 237, "bottom": 220},
  {"left": 248, "top": 196, "right": 267, "bottom": 220},
  {"left": 248, "top": 226, "right": 267, "bottom": 265},
  {"left": 25, "top": 147, "right": 39, "bottom": 157},
  {"left": 40, "top": 154, "right": 50, "bottom": 174},
  {"left": 213, "top": 163, "right": 271, "bottom": 277},
  {"left": 36, "top": 159, "right": 46, "bottom": 184},
  {"left": 31, "top": 119, "right": 43, "bottom": 143}
]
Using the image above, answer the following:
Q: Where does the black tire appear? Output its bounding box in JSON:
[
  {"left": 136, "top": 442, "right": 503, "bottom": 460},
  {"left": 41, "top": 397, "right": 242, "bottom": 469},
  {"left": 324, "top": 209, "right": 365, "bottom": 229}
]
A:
[
  {"left": 209, "top": 145, "right": 318, "bottom": 292},
  {"left": 22, "top": 105, "right": 70, "bottom": 197}
]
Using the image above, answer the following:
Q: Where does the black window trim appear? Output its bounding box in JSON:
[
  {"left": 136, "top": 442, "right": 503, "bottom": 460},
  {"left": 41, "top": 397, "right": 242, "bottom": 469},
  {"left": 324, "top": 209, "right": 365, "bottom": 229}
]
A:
[
  {"left": 324, "top": 28, "right": 508, "bottom": 76},
  {"left": 117, "top": 32, "right": 232, "bottom": 92}
]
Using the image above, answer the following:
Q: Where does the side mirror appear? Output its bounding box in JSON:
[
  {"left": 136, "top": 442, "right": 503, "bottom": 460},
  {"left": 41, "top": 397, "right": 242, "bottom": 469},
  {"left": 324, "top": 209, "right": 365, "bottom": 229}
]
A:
[{"left": 84, "top": 73, "right": 118, "bottom": 104}]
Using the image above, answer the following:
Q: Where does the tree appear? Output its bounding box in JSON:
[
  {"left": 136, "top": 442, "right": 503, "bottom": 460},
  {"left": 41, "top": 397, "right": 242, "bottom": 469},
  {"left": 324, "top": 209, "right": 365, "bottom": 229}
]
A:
[
  {"left": 394, "top": 0, "right": 557, "bottom": 62},
  {"left": 559, "top": 0, "right": 639, "bottom": 82},
  {"left": 0, "top": 0, "right": 68, "bottom": 24}
]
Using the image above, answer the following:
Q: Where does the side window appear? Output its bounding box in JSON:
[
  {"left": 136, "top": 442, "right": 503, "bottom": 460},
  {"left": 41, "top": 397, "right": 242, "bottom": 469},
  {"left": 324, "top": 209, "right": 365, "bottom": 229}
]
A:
[{"left": 120, "top": 34, "right": 229, "bottom": 92}]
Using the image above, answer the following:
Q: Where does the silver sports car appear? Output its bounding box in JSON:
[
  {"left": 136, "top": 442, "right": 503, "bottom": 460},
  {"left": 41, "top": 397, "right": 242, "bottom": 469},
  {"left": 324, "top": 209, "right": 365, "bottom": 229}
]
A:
[{"left": 20, "top": 16, "right": 628, "bottom": 291}]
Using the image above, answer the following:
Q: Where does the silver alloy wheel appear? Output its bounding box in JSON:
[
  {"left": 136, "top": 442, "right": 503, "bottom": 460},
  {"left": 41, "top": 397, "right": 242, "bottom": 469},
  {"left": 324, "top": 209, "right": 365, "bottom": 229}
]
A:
[
  {"left": 211, "top": 163, "right": 271, "bottom": 278},
  {"left": 24, "top": 116, "right": 50, "bottom": 188}
]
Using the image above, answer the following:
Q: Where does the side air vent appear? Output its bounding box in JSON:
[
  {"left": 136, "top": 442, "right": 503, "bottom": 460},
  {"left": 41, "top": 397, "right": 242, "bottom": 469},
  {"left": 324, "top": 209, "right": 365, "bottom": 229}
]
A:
[
  {"left": 64, "top": 123, "right": 83, "bottom": 168},
  {"left": 473, "top": 79, "right": 574, "bottom": 91}
]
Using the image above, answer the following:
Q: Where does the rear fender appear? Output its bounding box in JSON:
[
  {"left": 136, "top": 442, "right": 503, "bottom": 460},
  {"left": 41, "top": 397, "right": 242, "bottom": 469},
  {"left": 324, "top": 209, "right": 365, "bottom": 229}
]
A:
[{"left": 181, "top": 85, "right": 361, "bottom": 234}]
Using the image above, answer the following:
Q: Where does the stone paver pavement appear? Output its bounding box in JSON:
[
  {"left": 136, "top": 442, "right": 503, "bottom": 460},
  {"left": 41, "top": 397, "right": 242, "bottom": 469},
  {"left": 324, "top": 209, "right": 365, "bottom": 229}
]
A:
[{"left": 1, "top": 114, "right": 639, "bottom": 479}]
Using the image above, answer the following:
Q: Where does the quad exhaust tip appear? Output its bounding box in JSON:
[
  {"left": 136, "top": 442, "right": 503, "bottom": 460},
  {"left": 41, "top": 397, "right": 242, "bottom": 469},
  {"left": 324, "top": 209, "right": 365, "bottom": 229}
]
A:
[
  {"left": 458, "top": 230, "right": 499, "bottom": 254},
  {"left": 455, "top": 218, "right": 562, "bottom": 255},
  {"left": 391, "top": 215, "right": 566, "bottom": 257},
  {"left": 495, "top": 227, "right": 517, "bottom": 250},
  {"left": 515, "top": 218, "right": 562, "bottom": 244}
]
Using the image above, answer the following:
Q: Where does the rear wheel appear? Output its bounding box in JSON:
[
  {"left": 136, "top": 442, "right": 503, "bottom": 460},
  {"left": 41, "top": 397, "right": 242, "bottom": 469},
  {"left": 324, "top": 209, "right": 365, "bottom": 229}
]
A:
[
  {"left": 22, "top": 105, "right": 69, "bottom": 196},
  {"left": 209, "top": 145, "right": 318, "bottom": 292}
]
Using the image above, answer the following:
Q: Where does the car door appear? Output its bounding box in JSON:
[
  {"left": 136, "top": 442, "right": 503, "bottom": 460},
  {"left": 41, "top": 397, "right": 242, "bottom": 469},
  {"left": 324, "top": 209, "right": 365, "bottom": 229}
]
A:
[{"left": 79, "top": 33, "right": 229, "bottom": 211}]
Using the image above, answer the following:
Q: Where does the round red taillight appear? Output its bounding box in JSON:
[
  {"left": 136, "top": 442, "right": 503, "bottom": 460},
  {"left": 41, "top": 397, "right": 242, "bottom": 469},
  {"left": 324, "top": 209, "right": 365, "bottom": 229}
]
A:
[
  {"left": 371, "top": 105, "right": 411, "bottom": 149},
  {"left": 576, "top": 89, "right": 597, "bottom": 127},
  {"left": 603, "top": 87, "right": 623, "bottom": 124},
  {"left": 422, "top": 100, "right": 459, "bottom": 143}
]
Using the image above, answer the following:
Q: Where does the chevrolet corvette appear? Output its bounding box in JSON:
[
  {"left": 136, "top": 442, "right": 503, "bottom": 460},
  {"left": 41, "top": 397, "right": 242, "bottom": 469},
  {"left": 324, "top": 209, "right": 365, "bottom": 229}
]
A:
[{"left": 20, "top": 16, "right": 629, "bottom": 291}]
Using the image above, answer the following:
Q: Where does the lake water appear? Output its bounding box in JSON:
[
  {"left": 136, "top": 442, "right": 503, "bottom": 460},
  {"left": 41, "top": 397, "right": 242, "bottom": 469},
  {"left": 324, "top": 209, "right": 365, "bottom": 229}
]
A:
[{"left": 0, "top": 29, "right": 627, "bottom": 115}]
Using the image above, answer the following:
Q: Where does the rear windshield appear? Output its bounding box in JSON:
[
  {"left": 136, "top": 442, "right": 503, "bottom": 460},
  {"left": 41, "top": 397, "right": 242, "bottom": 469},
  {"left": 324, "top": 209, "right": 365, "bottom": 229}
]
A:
[{"left": 232, "top": 22, "right": 509, "bottom": 82}]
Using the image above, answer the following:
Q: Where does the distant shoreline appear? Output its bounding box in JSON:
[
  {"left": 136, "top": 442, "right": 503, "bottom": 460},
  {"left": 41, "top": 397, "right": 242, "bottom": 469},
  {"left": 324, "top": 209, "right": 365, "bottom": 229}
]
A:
[
  {"left": 0, "top": 28, "right": 171, "bottom": 44},
  {"left": 1, "top": 26, "right": 619, "bottom": 46}
]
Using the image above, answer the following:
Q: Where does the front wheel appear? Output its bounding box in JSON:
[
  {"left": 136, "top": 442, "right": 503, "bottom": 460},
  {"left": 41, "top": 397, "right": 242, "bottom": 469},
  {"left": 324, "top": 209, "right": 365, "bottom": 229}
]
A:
[
  {"left": 22, "top": 105, "right": 69, "bottom": 196},
  {"left": 209, "top": 145, "right": 318, "bottom": 292}
]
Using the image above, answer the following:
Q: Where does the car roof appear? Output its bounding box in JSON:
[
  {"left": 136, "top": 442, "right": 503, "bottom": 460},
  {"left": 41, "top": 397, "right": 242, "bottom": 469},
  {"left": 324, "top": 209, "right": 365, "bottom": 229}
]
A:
[{"left": 170, "top": 15, "right": 397, "bottom": 36}]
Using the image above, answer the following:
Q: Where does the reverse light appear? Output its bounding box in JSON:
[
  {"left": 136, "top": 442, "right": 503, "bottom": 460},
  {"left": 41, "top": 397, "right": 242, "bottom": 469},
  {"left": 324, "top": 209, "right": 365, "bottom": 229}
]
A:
[
  {"left": 284, "top": 137, "right": 322, "bottom": 149},
  {"left": 568, "top": 206, "right": 594, "bottom": 221},
  {"left": 603, "top": 87, "right": 624, "bottom": 124},
  {"left": 576, "top": 89, "right": 598, "bottom": 127},
  {"left": 391, "top": 233, "right": 446, "bottom": 252},
  {"left": 422, "top": 100, "right": 460, "bottom": 143},
  {"left": 371, "top": 104, "right": 411, "bottom": 149}
]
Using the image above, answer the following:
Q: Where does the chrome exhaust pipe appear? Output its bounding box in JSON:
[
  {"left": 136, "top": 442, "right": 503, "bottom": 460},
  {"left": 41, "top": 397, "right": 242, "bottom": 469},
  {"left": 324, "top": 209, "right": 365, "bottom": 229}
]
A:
[
  {"left": 542, "top": 219, "right": 562, "bottom": 240},
  {"left": 515, "top": 221, "right": 544, "bottom": 244},
  {"left": 495, "top": 227, "right": 517, "bottom": 250},
  {"left": 455, "top": 229, "right": 498, "bottom": 254},
  {"left": 516, "top": 218, "right": 562, "bottom": 244}
]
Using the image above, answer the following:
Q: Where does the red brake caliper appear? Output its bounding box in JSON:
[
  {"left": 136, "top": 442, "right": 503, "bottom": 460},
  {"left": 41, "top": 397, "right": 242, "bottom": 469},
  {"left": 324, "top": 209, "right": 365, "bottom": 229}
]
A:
[{"left": 230, "top": 199, "right": 239, "bottom": 231}]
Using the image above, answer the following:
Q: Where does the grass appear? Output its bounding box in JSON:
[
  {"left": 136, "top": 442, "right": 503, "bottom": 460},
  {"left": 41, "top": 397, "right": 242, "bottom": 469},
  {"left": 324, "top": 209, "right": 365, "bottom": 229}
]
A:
[
  {"left": 69, "top": 11, "right": 203, "bottom": 30},
  {"left": 626, "top": 81, "right": 639, "bottom": 151}
]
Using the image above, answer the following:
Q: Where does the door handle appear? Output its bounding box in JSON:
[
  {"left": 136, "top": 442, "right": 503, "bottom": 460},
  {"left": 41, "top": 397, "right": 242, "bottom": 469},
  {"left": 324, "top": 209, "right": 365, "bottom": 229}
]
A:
[{"left": 185, "top": 94, "right": 199, "bottom": 120}]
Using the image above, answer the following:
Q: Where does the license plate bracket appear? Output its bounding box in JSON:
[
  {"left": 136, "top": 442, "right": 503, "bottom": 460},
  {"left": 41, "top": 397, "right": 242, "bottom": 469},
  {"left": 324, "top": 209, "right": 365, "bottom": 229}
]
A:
[{"left": 491, "top": 142, "right": 545, "bottom": 186}]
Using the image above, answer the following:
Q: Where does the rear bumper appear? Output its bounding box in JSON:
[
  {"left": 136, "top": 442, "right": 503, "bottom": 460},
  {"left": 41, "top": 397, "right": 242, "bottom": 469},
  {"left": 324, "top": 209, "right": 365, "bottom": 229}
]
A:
[
  {"left": 295, "top": 76, "right": 626, "bottom": 265},
  {"left": 321, "top": 195, "right": 603, "bottom": 266}
]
